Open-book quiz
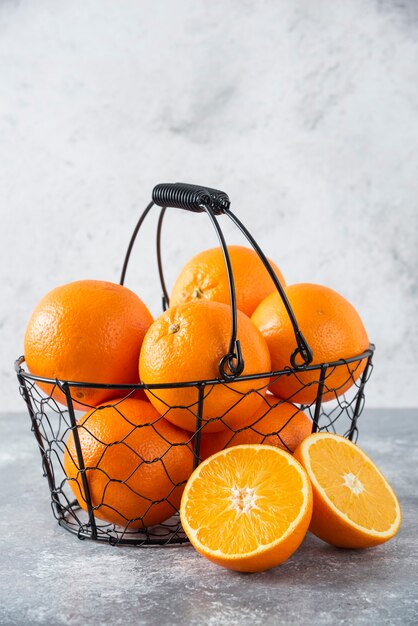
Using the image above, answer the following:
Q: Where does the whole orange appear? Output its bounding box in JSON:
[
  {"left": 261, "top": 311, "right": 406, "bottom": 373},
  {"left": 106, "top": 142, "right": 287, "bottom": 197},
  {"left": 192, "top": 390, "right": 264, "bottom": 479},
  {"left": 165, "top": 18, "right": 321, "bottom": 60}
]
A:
[
  {"left": 193, "top": 396, "right": 312, "bottom": 460},
  {"left": 139, "top": 301, "right": 271, "bottom": 432},
  {"left": 170, "top": 245, "right": 286, "bottom": 317},
  {"left": 24, "top": 280, "right": 153, "bottom": 409},
  {"left": 251, "top": 283, "right": 369, "bottom": 404},
  {"left": 63, "top": 398, "right": 194, "bottom": 529}
]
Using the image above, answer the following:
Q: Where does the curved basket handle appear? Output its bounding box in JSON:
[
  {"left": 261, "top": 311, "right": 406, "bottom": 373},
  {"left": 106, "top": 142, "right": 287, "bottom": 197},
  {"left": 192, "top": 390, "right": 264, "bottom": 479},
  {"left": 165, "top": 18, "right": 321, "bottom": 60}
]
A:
[
  {"left": 120, "top": 182, "right": 312, "bottom": 380},
  {"left": 223, "top": 210, "right": 313, "bottom": 369},
  {"left": 152, "top": 182, "right": 230, "bottom": 215}
]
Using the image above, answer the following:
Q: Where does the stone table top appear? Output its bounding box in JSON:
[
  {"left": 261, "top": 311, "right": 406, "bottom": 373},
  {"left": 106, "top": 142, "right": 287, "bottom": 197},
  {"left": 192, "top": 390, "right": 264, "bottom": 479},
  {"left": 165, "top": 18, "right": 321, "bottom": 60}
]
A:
[{"left": 1, "top": 408, "right": 417, "bottom": 626}]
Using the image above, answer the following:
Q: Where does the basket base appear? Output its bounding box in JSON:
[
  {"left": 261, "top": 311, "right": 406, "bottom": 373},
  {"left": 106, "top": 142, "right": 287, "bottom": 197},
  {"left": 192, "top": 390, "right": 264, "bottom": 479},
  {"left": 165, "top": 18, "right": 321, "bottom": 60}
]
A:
[{"left": 57, "top": 501, "right": 190, "bottom": 547}]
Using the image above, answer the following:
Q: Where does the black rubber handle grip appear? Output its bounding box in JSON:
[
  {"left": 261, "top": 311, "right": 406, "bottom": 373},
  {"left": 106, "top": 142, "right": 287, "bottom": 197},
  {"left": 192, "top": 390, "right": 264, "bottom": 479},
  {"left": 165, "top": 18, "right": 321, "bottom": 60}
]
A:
[{"left": 152, "top": 182, "right": 230, "bottom": 215}]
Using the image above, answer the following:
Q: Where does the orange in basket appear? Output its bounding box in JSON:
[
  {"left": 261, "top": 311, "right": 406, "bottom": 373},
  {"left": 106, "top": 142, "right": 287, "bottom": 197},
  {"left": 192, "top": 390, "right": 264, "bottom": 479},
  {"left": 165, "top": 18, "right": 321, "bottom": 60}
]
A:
[
  {"left": 64, "top": 398, "right": 194, "bottom": 529},
  {"left": 24, "top": 280, "right": 153, "bottom": 410},
  {"left": 170, "top": 245, "right": 286, "bottom": 317},
  {"left": 252, "top": 283, "right": 369, "bottom": 404},
  {"left": 139, "top": 300, "right": 271, "bottom": 432},
  {"left": 195, "top": 396, "right": 312, "bottom": 460}
]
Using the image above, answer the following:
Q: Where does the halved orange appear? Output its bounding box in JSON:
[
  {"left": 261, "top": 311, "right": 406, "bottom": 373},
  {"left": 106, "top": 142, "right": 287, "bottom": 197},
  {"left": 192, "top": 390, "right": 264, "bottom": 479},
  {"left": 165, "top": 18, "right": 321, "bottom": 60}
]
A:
[
  {"left": 180, "top": 444, "right": 312, "bottom": 572},
  {"left": 294, "top": 433, "right": 402, "bottom": 549}
]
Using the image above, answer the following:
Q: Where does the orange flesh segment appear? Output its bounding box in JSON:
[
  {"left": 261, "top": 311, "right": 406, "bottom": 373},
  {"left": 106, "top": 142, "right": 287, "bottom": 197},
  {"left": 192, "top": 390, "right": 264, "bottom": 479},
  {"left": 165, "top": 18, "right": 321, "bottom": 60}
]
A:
[
  {"left": 183, "top": 446, "right": 306, "bottom": 555},
  {"left": 308, "top": 437, "right": 398, "bottom": 533}
]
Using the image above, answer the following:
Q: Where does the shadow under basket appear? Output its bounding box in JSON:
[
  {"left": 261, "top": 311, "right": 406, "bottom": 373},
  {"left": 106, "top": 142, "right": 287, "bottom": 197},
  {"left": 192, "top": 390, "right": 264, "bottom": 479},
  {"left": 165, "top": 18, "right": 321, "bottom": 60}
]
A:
[{"left": 15, "top": 182, "right": 375, "bottom": 547}]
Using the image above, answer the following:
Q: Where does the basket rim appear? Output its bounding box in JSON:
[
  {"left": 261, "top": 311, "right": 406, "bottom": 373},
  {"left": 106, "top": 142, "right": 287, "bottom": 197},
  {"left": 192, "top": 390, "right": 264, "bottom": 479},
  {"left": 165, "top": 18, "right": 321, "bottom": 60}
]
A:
[{"left": 15, "top": 344, "right": 375, "bottom": 390}]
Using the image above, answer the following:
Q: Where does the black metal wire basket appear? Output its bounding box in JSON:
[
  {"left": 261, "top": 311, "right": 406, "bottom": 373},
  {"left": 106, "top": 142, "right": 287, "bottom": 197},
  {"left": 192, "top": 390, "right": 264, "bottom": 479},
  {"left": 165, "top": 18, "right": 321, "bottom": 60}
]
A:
[{"left": 15, "top": 182, "right": 375, "bottom": 547}]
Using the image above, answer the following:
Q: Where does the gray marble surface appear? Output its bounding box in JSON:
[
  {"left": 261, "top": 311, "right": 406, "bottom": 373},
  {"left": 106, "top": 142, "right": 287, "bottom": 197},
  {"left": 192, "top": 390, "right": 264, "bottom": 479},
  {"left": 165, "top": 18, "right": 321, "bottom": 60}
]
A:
[{"left": 0, "top": 408, "right": 417, "bottom": 626}]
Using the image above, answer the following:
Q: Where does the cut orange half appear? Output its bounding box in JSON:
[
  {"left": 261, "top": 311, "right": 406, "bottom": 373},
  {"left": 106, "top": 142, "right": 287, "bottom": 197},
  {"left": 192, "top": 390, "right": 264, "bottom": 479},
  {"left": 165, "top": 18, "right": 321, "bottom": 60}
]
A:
[
  {"left": 294, "top": 433, "right": 402, "bottom": 549},
  {"left": 180, "top": 444, "right": 312, "bottom": 572}
]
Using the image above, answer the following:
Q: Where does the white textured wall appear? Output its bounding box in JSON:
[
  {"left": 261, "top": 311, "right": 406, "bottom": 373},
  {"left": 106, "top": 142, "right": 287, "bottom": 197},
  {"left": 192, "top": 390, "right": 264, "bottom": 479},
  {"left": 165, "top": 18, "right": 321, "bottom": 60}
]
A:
[{"left": 1, "top": 0, "right": 417, "bottom": 410}]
